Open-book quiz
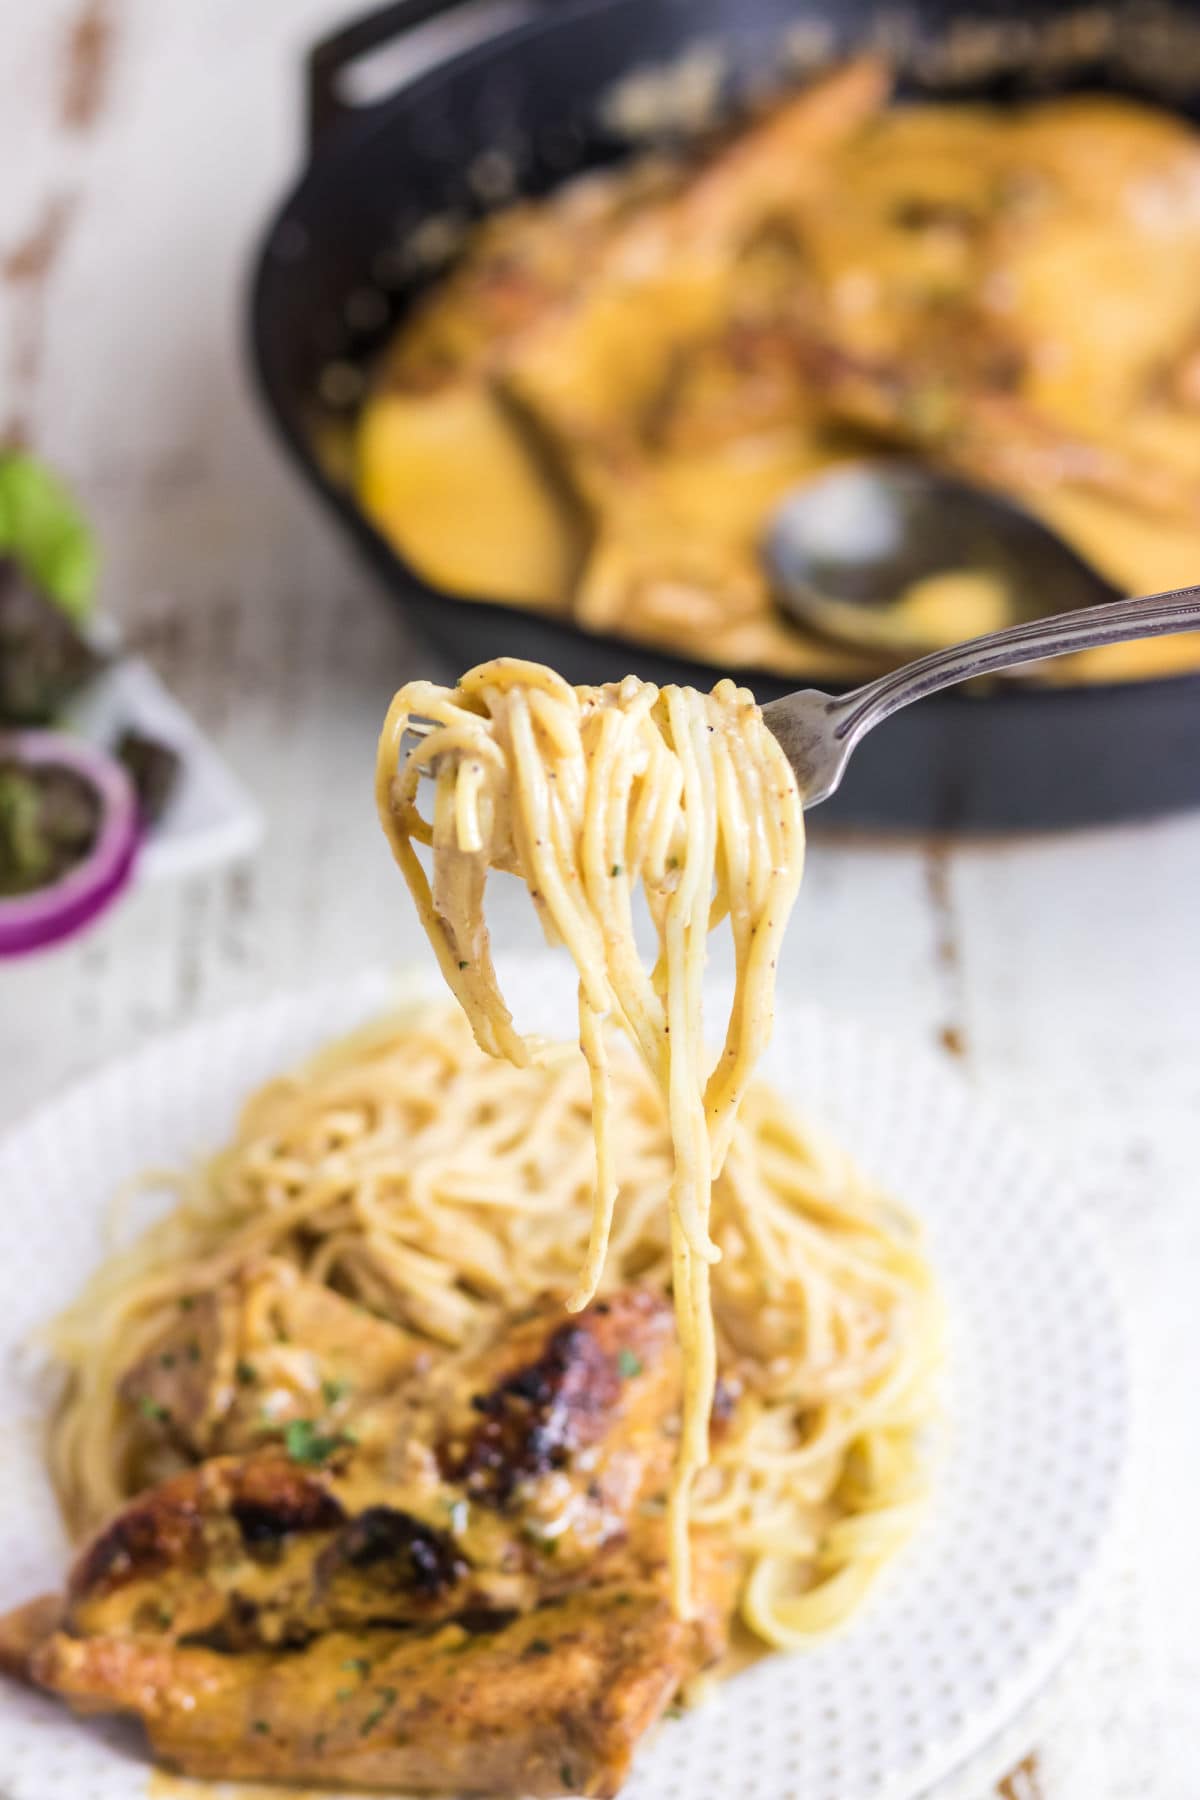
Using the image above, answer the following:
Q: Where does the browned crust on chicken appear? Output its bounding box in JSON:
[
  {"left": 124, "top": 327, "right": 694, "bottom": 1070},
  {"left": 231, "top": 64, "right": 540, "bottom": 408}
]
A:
[
  {"left": 70, "top": 1454, "right": 346, "bottom": 1604},
  {"left": 442, "top": 1288, "right": 678, "bottom": 1505}
]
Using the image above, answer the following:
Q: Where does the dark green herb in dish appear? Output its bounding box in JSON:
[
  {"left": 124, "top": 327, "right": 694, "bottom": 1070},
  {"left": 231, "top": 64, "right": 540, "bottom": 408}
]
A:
[
  {"left": 0, "top": 559, "right": 102, "bottom": 727},
  {"left": 116, "top": 728, "right": 180, "bottom": 825},
  {"left": 0, "top": 758, "right": 101, "bottom": 897}
]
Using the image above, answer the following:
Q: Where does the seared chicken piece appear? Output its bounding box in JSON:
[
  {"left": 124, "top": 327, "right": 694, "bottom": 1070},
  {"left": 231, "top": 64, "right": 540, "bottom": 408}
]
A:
[
  {"left": 120, "top": 1257, "right": 423, "bottom": 1460},
  {"left": 500, "top": 59, "right": 889, "bottom": 483},
  {"left": 31, "top": 1544, "right": 735, "bottom": 1797},
  {"left": 5, "top": 1288, "right": 731, "bottom": 1797},
  {"left": 40, "top": 1292, "right": 681, "bottom": 1653}
]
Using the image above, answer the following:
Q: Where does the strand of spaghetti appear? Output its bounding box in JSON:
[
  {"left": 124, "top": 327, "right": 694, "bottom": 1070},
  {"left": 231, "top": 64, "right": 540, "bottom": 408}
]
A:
[{"left": 374, "top": 662, "right": 811, "bottom": 1617}]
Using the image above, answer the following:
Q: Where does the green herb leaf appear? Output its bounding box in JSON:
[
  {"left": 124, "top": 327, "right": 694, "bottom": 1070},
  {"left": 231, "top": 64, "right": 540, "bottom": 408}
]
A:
[
  {"left": 617, "top": 1347, "right": 643, "bottom": 1379},
  {"left": 360, "top": 1686, "right": 398, "bottom": 1735},
  {"left": 341, "top": 1657, "right": 370, "bottom": 1677},
  {"left": 251, "top": 1719, "right": 270, "bottom": 1736},
  {"left": 321, "top": 1376, "right": 349, "bottom": 1406},
  {"left": 137, "top": 1395, "right": 170, "bottom": 1424},
  {"left": 284, "top": 1419, "right": 340, "bottom": 1466},
  {"left": 0, "top": 561, "right": 102, "bottom": 726},
  {"left": 235, "top": 1359, "right": 257, "bottom": 1387},
  {"left": 526, "top": 1637, "right": 553, "bottom": 1657},
  {"left": 0, "top": 454, "right": 97, "bottom": 621}
]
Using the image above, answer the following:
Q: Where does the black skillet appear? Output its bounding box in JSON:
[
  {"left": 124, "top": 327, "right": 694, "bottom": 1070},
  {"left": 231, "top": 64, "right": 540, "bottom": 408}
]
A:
[{"left": 247, "top": 0, "right": 1200, "bottom": 832}]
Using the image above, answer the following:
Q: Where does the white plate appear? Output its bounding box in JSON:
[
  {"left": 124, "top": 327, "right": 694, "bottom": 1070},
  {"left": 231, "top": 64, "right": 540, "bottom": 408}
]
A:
[{"left": 0, "top": 962, "right": 1129, "bottom": 1800}]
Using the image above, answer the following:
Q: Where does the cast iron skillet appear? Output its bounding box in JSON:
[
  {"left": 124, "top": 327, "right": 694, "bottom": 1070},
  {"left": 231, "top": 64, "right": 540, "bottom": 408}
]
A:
[{"left": 248, "top": 0, "right": 1200, "bottom": 832}]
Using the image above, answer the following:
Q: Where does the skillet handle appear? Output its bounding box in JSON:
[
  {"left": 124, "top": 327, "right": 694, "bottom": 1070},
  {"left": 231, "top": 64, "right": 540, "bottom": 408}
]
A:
[{"left": 307, "top": 0, "right": 528, "bottom": 146}]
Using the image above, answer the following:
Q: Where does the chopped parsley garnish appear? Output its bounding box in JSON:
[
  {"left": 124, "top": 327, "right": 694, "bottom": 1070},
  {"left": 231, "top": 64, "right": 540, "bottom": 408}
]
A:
[
  {"left": 137, "top": 1396, "right": 170, "bottom": 1424},
  {"left": 522, "top": 1520, "right": 559, "bottom": 1553},
  {"left": 610, "top": 863, "right": 621, "bottom": 877},
  {"left": 361, "top": 1686, "right": 398, "bottom": 1735},
  {"left": 617, "top": 1347, "right": 643, "bottom": 1379},
  {"left": 526, "top": 1637, "right": 553, "bottom": 1657},
  {"left": 458, "top": 960, "right": 469, "bottom": 970},
  {"left": 335, "top": 1687, "right": 355, "bottom": 1703},
  {"left": 186, "top": 1340, "right": 201, "bottom": 1364},
  {"left": 179, "top": 1295, "right": 195, "bottom": 1311},
  {"left": 235, "top": 1359, "right": 258, "bottom": 1386},
  {"left": 252, "top": 1719, "right": 270, "bottom": 1735},
  {"left": 321, "top": 1376, "right": 349, "bottom": 1406},
  {"left": 284, "top": 1419, "right": 341, "bottom": 1466},
  {"left": 561, "top": 1764, "right": 575, "bottom": 1791},
  {"left": 158, "top": 1352, "right": 176, "bottom": 1369},
  {"left": 341, "top": 1657, "right": 370, "bottom": 1677}
]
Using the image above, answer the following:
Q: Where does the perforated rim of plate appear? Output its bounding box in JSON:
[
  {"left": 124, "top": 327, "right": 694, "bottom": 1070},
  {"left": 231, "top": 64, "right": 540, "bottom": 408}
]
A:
[{"left": 0, "top": 961, "right": 1129, "bottom": 1800}]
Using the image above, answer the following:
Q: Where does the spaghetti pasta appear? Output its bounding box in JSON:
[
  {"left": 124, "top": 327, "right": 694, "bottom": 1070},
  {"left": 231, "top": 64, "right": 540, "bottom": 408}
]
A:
[
  {"left": 374, "top": 657, "right": 915, "bottom": 1621},
  {"left": 47, "top": 1001, "right": 939, "bottom": 1650}
]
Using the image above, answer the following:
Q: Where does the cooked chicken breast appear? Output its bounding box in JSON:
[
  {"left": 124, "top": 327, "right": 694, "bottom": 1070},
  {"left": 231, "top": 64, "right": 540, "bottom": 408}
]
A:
[
  {"left": 32, "top": 1548, "right": 734, "bottom": 1796},
  {"left": 4, "top": 1287, "right": 729, "bottom": 1797},
  {"left": 60, "top": 1290, "right": 680, "bottom": 1650},
  {"left": 120, "top": 1257, "right": 424, "bottom": 1461}
]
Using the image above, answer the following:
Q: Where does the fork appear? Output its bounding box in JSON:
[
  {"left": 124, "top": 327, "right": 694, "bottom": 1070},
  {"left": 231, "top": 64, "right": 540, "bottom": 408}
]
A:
[{"left": 763, "top": 584, "right": 1200, "bottom": 804}]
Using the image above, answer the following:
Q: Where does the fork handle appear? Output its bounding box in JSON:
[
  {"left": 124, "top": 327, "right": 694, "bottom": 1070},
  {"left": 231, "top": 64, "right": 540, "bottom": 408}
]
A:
[{"left": 828, "top": 584, "right": 1200, "bottom": 749}]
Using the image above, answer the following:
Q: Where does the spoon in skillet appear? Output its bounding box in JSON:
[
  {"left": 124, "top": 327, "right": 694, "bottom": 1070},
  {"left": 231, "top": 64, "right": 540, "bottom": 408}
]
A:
[
  {"left": 761, "top": 582, "right": 1200, "bottom": 805},
  {"left": 764, "top": 461, "right": 1120, "bottom": 660}
]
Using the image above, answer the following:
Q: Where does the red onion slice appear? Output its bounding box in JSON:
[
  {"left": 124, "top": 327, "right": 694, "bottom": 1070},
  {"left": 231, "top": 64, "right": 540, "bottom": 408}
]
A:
[{"left": 0, "top": 732, "right": 140, "bottom": 956}]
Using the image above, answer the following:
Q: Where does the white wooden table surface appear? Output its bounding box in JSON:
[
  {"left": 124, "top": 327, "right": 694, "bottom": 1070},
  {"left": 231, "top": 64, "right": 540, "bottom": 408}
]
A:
[{"left": 2, "top": 5, "right": 1198, "bottom": 1795}]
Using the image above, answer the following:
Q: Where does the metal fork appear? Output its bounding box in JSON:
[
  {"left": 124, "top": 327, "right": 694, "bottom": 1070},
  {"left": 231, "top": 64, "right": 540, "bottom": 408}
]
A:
[
  {"left": 399, "top": 586, "right": 1200, "bottom": 804},
  {"left": 764, "top": 584, "right": 1200, "bottom": 805}
]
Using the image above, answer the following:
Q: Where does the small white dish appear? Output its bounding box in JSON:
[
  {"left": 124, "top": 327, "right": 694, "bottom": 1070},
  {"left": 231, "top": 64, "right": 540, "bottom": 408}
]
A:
[{"left": 65, "top": 632, "right": 261, "bottom": 884}]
